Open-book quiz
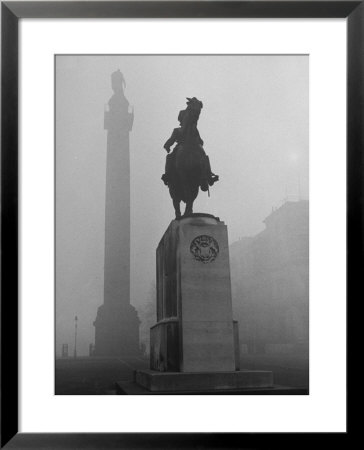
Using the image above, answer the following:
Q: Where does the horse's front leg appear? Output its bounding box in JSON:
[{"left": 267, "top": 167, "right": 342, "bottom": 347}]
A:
[
  {"left": 173, "top": 198, "right": 182, "bottom": 219},
  {"left": 184, "top": 182, "right": 199, "bottom": 216},
  {"left": 184, "top": 200, "right": 193, "bottom": 216}
]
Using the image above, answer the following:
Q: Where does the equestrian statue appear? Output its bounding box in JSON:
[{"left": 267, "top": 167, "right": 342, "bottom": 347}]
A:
[{"left": 161, "top": 97, "right": 219, "bottom": 219}]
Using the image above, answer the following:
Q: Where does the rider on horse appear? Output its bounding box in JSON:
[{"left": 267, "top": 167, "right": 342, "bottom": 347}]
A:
[{"left": 161, "top": 97, "right": 219, "bottom": 192}]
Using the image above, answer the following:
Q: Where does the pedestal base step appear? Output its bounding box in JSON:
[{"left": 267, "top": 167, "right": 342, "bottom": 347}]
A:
[
  {"left": 115, "top": 381, "right": 308, "bottom": 395},
  {"left": 133, "top": 369, "right": 273, "bottom": 392}
]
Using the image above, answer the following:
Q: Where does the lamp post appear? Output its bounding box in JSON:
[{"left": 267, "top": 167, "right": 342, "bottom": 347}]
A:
[{"left": 74, "top": 315, "right": 78, "bottom": 358}]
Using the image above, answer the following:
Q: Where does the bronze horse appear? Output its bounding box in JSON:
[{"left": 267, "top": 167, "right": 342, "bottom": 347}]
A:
[{"left": 163, "top": 98, "right": 218, "bottom": 219}]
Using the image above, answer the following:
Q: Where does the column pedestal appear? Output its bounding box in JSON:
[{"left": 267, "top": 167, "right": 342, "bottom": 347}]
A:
[{"left": 94, "top": 304, "right": 140, "bottom": 357}]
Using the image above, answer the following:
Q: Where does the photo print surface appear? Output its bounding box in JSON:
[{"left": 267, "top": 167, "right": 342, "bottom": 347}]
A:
[{"left": 55, "top": 55, "right": 309, "bottom": 395}]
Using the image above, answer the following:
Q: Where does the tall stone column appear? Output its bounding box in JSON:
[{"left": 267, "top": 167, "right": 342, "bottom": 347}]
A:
[{"left": 94, "top": 70, "right": 140, "bottom": 356}]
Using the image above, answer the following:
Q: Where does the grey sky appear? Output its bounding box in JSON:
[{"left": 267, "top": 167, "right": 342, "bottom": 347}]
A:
[{"left": 56, "top": 55, "right": 308, "bottom": 355}]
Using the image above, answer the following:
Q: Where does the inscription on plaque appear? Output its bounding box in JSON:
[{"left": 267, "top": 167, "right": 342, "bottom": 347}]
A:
[{"left": 190, "top": 235, "right": 219, "bottom": 264}]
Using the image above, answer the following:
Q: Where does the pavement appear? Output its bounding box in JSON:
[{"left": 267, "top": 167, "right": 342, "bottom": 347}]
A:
[
  {"left": 239, "top": 353, "right": 309, "bottom": 389},
  {"left": 55, "top": 356, "right": 149, "bottom": 395},
  {"left": 55, "top": 353, "right": 308, "bottom": 395}
]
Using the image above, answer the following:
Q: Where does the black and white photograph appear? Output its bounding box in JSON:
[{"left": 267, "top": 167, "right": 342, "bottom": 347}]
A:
[{"left": 55, "top": 54, "right": 309, "bottom": 395}]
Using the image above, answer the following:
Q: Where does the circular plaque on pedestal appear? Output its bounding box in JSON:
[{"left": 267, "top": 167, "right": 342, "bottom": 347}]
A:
[{"left": 190, "top": 235, "right": 219, "bottom": 264}]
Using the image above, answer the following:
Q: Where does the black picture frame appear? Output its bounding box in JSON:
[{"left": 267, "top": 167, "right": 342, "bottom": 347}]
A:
[{"left": 1, "top": 1, "right": 357, "bottom": 448}]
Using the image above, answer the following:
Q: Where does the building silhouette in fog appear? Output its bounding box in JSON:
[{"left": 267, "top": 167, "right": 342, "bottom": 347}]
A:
[
  {"left": 94, "top": 70, "right": 140, "bottom": 356},
  {"left": 230, "top": 200, "right": 309, "bottom": 354}
]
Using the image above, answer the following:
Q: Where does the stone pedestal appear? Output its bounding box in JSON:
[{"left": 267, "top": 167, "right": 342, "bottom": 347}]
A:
[
  {"left": 134, "top": 213, "right": 273, "bottom": 392},
  {"left": 151, "top": 214, "right": 238, "bottom": 372}
]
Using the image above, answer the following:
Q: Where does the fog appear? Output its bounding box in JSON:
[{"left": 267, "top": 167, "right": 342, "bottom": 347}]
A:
[{"left": 56, "top": 55, "right": 308, "bottom": 356}]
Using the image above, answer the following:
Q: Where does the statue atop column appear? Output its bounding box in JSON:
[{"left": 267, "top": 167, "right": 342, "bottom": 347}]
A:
[{"left": 104, "top": 69, "right": 134, "bottom": 133}]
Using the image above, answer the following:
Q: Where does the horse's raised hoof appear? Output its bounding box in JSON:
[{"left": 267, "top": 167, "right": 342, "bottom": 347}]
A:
[{"left": 208, "top": 174, "right": 219, "bottom": 186}]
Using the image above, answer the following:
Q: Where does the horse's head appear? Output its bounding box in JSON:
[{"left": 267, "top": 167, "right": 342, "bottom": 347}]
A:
[
  {"left": 186, "top": 97, "right": 203, "bottom": 109},
  {"left": 185, "top": 97, "right": 203, "bottom": 125}
]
